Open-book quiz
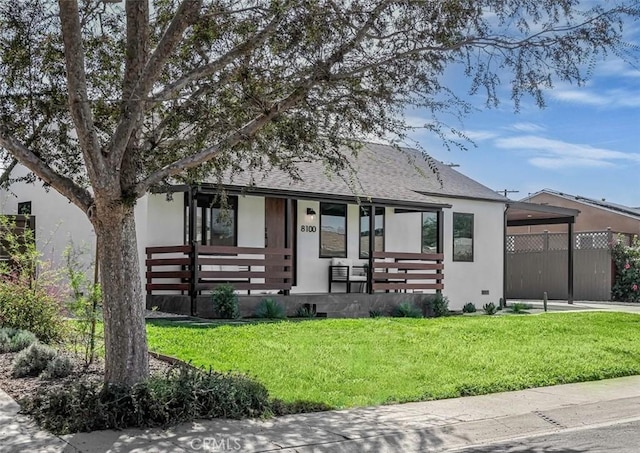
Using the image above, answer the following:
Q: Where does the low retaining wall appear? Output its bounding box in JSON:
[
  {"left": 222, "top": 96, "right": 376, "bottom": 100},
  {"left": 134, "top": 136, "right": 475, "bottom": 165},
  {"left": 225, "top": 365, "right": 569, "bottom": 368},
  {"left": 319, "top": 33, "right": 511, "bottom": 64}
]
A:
[{"left": 147, "top": 293, "right": 438, "bottom": 319}]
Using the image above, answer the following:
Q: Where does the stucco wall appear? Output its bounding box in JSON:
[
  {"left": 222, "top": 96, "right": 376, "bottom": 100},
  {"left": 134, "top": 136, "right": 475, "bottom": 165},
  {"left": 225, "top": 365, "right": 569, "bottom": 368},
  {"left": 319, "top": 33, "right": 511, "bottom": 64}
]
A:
[
  {"left": 434, "top": 197, "right": 505, "bottom": 309},
  {"left": 0, "top": 165, "right": 151, "bottom": 284},
  {"left": 0, "top": 165, "right": 96, "bottom": 270},
  {"left": 509, "top": 193, "right": 640, "bottom": 235}
]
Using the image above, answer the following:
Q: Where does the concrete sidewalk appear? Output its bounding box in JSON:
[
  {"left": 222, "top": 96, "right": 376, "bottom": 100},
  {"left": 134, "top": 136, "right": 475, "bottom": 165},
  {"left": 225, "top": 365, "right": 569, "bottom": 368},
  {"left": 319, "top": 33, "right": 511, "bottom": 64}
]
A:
[{"left": 2, "top": 376, "right": 640, "bottom": 453}]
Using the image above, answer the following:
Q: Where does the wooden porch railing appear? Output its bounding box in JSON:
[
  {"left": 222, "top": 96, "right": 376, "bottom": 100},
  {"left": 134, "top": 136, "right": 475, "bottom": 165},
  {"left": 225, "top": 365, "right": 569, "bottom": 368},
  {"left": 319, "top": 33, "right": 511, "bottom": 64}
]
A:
[
  {"left": 370, "top": 251, "right": 444, "bottom": 292},
  {"left": 145, "top": 244, "right": 293, "bottom": 295}
]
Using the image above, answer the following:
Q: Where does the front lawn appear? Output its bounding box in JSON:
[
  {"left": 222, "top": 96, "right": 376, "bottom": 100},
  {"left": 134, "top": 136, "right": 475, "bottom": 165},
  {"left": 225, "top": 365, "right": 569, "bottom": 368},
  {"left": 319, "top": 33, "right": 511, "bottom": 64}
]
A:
[{"left": 146, "top": 312, "right": 640, "bottom": 408}]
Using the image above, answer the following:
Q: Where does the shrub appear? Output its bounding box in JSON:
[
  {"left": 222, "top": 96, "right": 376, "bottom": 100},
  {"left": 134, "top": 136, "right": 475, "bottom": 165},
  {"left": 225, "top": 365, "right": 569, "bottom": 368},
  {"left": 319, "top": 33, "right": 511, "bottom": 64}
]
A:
[
  {"left": 369, "top": 309, "right": 383, "bottom": 318},
  {"left": 0, "top": 284, "right": 65, "bottom": 343},
  {"left": 212, "top": 284, "right": 239, "bottom": 319},
  {"left": 12, "top": 343, "right": 57, "bottom": 377},
  {"left": 5, "top": 329, "right": 38, "bottom": 352},
  {"left": 462, "top": 302, "right": 477, "bottom": 313},
  {"left": 22, "top": 365, "right": 272, "bottom": 435},
  {"left": 510, "top": 302, "right": 532, "bottom": 314},
  {"left": 483, "top": 302, "right": 497, "bottom": 315},
  {"left": 392, "top": 301, "right": 422, "bottom": 318},
  {"left": 0, "top": 329, "right": 11, "bottom": 352},
  {"left": 611, "top": 235, "right": 640, "bottom": 302},
  {"left": 40, "top": 355, "right": 74, "bottom": 380},
  {"left": 295, "top": 305, "right": 316, "bottom": 318},
  {"left": 432, "top": 294, "right": 449, "bottom": 317},
  {"left": 0, "top": 216, "right": 65, "bottom": 343},
  {"left": 254, "top": 298, "right": 285, "bottom": 319}
]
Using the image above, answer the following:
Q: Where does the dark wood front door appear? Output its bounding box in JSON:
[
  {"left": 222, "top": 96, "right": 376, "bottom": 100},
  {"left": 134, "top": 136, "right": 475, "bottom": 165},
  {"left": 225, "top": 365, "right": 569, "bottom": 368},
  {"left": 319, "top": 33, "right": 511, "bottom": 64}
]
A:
[
  {"left": 265, "top": 197, "right": 294, "bottom": 287},
  {"left": 265, "top": 198, "right": 286, "bottom": 249}
]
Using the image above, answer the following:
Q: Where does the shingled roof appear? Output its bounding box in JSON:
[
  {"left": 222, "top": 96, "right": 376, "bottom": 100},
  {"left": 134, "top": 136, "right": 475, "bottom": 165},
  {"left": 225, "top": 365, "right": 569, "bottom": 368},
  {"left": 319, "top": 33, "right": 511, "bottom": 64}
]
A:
[
  {"left": 523, "top": 189, "right": 640, "bottom": 219},
  {"left": 204, "top": 142, "right": 506, "bottom": 208}
]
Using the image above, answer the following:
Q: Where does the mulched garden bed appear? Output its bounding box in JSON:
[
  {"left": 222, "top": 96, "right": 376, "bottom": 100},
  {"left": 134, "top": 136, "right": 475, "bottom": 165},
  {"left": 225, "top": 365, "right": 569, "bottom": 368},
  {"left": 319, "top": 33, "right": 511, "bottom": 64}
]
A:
[{"left": 0, "top": 351, "right": 172, "bottom": 404}]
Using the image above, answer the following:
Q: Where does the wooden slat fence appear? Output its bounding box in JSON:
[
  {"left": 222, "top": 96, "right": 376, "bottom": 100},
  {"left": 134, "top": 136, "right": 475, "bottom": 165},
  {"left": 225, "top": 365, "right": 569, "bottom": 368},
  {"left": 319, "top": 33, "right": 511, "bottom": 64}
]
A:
[
  {"left": 146, "top": 244, "right": 292, "bottom": 295},
  {"left": 506, "top": 230, "right": 628, "bottom": 301},
  {"left": 371, "top": 251, "right": 444, "bottom": 292}
]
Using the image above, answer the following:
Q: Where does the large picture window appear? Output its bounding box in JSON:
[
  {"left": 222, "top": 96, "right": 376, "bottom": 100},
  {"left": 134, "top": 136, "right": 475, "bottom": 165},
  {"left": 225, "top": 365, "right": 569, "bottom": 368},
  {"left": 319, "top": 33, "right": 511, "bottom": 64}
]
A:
[
  {"left": 421, "top": 212, "right": 438, "bottom": 253},
  {"left": 359, "top": 206, "right": 384, "bottom": 258},
  {"left": 186, "top": 195, "right": 238, "bottom": 246},
  {"left": 320, "top": 203, "right": 347, "bottom": 258},
  {"left": 453, "top": 212, "right": 474, "bottom": 262}
]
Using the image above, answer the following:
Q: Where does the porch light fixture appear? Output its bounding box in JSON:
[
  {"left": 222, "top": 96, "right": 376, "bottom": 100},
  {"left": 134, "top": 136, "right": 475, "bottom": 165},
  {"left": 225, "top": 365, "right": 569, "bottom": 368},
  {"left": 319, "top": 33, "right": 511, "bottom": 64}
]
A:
[{"left": 306, "top": 208, "right": 317, "bottom": 219}]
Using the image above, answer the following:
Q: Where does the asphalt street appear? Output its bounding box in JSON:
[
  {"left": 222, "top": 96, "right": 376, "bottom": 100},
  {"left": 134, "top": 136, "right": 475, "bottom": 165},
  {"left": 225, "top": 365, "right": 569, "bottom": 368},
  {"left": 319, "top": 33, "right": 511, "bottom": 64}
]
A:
[{"left": 453, "top": 419, "right": 640, "bottom": 453}]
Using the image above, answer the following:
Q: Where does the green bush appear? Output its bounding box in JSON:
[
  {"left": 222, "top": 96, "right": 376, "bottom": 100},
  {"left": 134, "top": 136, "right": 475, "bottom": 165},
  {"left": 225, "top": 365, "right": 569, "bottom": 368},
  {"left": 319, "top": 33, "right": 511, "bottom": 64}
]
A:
[
  {"left": 611, "top": 235, "right": 640, "bottom": 302},
  {"left": 483, "top": 302, "right": 497, "bottom": 315},
  {"left": 432, "top": 294, "right": 449, "bottom": 317},
  {"left": 295, "top": 305, "right": 316, "bottom": 318},
  {"left": 40, "top": 355, "right": 74, "bottom": 380},
  {"left": 12, "top": 330, "right": 38, "bottom": 351},
  {"left": 462, "top": 302, "right": 477, "bottom": 313},
  {"left": 212, "top": 284, "right": 239, "bottom": 319},
  {"left": 510, "top": 302, "right": 532, "bottom": 314},
  {"left": 0, "top": 216, "right": 65, "bottom": 343},
  {"left": 0, "top": 328, "right": 38, "bottom": 353},
  {"left": 369, "top": 309, "right": 383, "bottom": 318},
  {"left": 255, "top": 298, "right": 285, "bottom": 319},
  {"left": 0, "top": 283, "right": 65, "bottom": 343},
  {"left": 0, "top": 329, "right": 11, "bottom": 352},
  {"left": 392, "top": 301, "right": 422, "bottom": 318},
  {"left": 22, "top": 365, "right": 272, "bottom": 434},
  {"left": 12, "top": 343, "right": 57, "bottom": 377}
]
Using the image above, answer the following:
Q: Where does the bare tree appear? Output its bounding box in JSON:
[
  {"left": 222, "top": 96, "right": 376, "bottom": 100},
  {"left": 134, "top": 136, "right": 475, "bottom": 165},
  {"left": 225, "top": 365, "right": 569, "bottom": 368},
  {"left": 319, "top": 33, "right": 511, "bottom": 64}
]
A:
[{"left": 0, "top": 0, "right": 637, "bottom": 385}]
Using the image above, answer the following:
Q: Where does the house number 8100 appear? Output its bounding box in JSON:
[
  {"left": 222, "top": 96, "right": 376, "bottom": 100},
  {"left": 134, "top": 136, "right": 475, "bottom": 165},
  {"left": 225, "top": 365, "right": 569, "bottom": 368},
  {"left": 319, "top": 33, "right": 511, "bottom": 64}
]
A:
[{"left": 301, "top": 225, "right": 317, "bottom": 233}]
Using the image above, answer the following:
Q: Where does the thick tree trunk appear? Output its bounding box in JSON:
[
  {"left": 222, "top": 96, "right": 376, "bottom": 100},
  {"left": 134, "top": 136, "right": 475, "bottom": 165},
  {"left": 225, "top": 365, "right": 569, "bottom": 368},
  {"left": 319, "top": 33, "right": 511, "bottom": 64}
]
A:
[{"left": 95, "top": 200, "right": 149, "bottom": 386}]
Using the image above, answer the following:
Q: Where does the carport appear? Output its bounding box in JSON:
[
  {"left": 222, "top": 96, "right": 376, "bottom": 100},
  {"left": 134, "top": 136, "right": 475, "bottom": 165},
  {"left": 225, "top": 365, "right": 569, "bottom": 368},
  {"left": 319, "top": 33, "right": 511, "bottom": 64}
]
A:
[{"left": 504, "top": 202, "right": 580, "bottom": 304}]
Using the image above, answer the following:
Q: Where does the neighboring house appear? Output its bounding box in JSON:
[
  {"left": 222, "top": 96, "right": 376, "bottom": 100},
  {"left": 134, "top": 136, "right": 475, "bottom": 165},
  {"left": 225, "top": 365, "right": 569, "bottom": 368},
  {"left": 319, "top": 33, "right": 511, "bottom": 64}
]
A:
[
  {"left": 0, "top": 143, "right": 509, "bottom": 314},
  {"left": 505, "top": 188, "right": 639, "bottom": 301},
  {"left": 509, "top": 189, "right": 640, "bottom": 235}
]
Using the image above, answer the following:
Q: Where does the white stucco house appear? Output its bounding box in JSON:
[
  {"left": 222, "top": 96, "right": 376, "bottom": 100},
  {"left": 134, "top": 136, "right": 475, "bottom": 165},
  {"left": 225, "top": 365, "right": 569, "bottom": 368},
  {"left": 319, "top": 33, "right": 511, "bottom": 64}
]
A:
[{"left": 0, "top": 143, "right": 511, "bottom": 316}]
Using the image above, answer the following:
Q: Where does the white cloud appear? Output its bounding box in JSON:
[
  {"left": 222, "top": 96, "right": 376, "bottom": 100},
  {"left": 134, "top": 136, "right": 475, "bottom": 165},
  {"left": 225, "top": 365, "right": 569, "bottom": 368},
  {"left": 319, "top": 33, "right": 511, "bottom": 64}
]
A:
[
  {"left": 550, "top": 87, "right": 640, "bottom": 108},
  {"left": 595, "top": 58, "right": 640, "bottom": 79},
  {"left": 508, "top": 122, "right": 546, "bottom": 133},
  {"left": 457, "top": 130, "right": 498, "bottom": 141},
  {"left": 495, "top": 135, "right": 640, "bottom": 170},
  {"left": 404, "top": 114, "right": 499, "bottom": 143},
  {"left": 550, "top": 89, "right": 609, "bottom": 106},
  {"left": 404, "top": 115, "right": 433, "bottom": 129},
  {"left": 528, "top": 157, "right": 615, "bottom": 169}
]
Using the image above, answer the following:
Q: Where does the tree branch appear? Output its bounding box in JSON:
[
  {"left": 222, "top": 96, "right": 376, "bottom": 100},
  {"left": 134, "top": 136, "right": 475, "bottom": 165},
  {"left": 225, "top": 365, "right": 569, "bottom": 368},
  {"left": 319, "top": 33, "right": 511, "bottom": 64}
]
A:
[
  {"left": 150, "top": 12, "right": 283, "bottom": 102},
  {"left": 0, "top": 158, "right": 18, "bottom": 187},
  {"left": 107, "top": 0, "right": 202, "bottom": 165},
  {"left": 58, "top": 0, "right": 107, "bottom": 188},
  {"left": 0, "top": 126, "right": 93, "bottom": 212}
]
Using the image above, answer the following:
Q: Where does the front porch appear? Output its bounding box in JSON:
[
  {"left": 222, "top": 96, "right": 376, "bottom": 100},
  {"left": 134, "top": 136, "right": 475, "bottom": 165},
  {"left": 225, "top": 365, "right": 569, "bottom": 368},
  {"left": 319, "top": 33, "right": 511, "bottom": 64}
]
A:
[{"left": 145, "top": 244, "right": 444, "bottom": 317}]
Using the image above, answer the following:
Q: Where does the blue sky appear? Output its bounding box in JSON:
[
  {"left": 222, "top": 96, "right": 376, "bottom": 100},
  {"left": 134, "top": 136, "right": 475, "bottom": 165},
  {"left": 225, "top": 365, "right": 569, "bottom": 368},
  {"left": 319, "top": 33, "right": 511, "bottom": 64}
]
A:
[{"left": 405, "top": 32, "right": 640, "bottom": 207}]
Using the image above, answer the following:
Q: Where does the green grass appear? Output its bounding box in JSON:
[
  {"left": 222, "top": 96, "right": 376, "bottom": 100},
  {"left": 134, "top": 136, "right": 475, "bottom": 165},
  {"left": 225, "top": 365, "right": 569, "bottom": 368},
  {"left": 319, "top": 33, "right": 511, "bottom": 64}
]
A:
[{"left": 146, "top": 312, "right": 640, "bottom": 409}]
